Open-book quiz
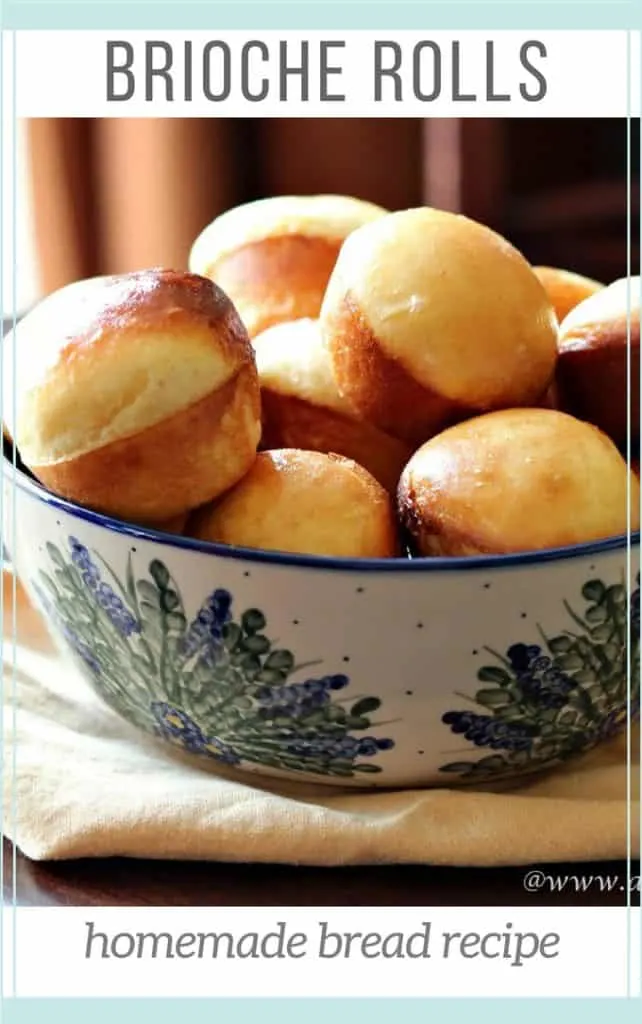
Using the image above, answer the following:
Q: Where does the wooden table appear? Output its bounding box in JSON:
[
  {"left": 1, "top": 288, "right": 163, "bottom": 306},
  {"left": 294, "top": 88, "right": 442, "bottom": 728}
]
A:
[{"left": 2, "top": 839, "right": 638, "bottom": 907}]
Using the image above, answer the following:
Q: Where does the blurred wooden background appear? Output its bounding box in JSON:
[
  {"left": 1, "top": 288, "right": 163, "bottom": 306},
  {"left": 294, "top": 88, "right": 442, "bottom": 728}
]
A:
[{"left": 25, "top": 117, "right": 640, "bottom": 298}]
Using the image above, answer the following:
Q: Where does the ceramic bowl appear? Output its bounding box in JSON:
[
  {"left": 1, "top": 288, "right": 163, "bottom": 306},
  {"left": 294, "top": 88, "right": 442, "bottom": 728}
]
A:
[{"left": 2, "top": 449, "right": 640, "bottom": 789}]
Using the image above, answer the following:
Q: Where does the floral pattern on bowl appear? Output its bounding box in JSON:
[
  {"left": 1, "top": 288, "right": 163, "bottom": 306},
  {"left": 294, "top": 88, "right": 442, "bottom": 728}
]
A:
[
  {"left": 31, "top": 533, "right": 640, "bottom": 786},
  {"left": 33, "top": 536, "right": 396, "bottom": 779},
  {"left": 440, "top": 574, "right": 640, "bottom": 783}
]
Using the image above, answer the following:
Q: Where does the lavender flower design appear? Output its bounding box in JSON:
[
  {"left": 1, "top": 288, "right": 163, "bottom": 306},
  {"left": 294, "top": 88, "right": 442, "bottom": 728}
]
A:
[
  {"left": 180, "top": 588, "right": 232, "bottom": 666},
  {"left": 33, "top": 581, "right": 102, "bottom": 676},
  {"left": 440, "top": 574, "right": 640, "bottom": 781},
  {"left": 151, "top": 702, "right": 241, "bottom": 765},
  {"left": 32, "top": 537, "right": 395, "bottom": 779},
  {"left": 69, "top": 537, "right": 140, "bottom": 637}
]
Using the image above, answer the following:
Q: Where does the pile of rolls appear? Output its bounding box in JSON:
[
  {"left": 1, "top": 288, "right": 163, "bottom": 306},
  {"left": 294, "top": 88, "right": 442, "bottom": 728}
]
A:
[{"left": 4, "top": 194, "right": 640, "bottom": 559}]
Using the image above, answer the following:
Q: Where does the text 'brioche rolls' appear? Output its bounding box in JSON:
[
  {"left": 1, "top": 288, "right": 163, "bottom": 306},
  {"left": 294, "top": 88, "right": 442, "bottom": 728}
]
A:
[
  {"left": 189, "top": 194, "right": 387, "bottom": 339},
  {"left": 557, "top": 276, "right": 640, "bottom": 448},
  {"left": 11, "top": 269, "right": 261, "bottom": 522},
  {"left": 398, "top": 408, "right": 639, "bottom": 557},
  {"left": 320, "top": 207, "right": 559, "bottom": 446},
  {"left": 533, "top": 266, "right": 603, "bottom": 324},
  {"left": 189, "top": 449, "right": 400, "bottom": 559},
  {"left": 254, "top": 318, "right": 413, "bottom": 493}
]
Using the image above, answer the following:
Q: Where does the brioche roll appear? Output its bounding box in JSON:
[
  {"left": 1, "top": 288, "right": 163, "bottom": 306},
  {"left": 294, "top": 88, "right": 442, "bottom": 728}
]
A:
[
  {"left": 557, "top": 276, "right": 640, "bottom": 447},
  {"left": 189, "top": 449, "right": 400, "bottom": 558},
  {"left": 398, "top": 408, "right": 639, "bottom": 556},
  {"left": 146, "top": 513, "right": 188, "bottom": 535},
  {"left": 320, "top": 207, "right": 559, "bottom": 446},
  {"left": 189, "top": 195, "right": 387, "bottom": 338},
  {"left": 534, "top": 266, "right": 603, "bottom": 324},
  {"left": 6, "top": 269, "right": 261, "bottom": 521},
  {"left": 254, "top": 318, "right": 413, "bottom": 493}
]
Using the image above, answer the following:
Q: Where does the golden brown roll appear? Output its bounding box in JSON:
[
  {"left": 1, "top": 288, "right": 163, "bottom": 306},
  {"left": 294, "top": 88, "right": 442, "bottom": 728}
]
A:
[
  {"left": 189, "top": 194, "right": 387, "bottom": 338},
  {"left": 533, "top": 266, "right": 603, "bottom": 324},
  {"left": 254, "top": 318, "right": 413, "bottom": 493},
  {"left": 556, "top": 276, "right": 640, "bottom": 447},
  {"left": 398, "top": 408, "right": 639, "bottom": 556},
  {"left": 146, "top": 513, "right": 189, "bottom": 535},
  {"left": 7, "top": 269, "right": 261, "bottom": 521},
  {"left": 188, "top": 449, "right": 400, "bottom": 558},
  {"left": 320, "top": 207, "right": 559, "bottom": 447}
]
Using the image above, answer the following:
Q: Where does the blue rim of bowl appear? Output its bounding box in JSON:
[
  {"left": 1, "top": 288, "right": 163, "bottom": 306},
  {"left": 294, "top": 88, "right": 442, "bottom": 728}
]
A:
[{"left": 3, "top": 453, "right": 639, "bottom": 574}]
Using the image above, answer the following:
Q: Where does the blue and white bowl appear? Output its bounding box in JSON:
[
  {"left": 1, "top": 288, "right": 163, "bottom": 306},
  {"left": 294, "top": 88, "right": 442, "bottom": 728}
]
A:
[{"left": 2, "top": 450, "right": 640, "bottom": 789}]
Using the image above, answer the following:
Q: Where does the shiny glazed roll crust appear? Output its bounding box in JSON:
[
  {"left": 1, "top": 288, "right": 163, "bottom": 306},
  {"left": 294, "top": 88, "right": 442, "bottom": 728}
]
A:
[
  {"left": 189, "top": 449, "right": 401, "bottom": 558},
  {"left": 189, "top": 195, "right": 387, "bottom": 338},
  {"left": 398, "top": 408, "right": 640, "bottom": 556},
  {"left": 11, "top": 269, "right": 261, "bottom": 521},
  {"left": 254, "top": 318, "right": 412, "bottom": 493},
  {"left": 533, "top": 266, "right": 603, "bottom": 324},
  {"left": 320, "top": 207, "right": 559, "bottom": 446},
  {"left": 557, "top": 276, "right": 640, "bottom": 447}
]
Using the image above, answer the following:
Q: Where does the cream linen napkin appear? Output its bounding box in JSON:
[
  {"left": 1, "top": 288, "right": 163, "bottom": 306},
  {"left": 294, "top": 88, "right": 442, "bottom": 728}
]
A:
[{"left": 2, "top": 571, "right": 639, "bottom": 866}]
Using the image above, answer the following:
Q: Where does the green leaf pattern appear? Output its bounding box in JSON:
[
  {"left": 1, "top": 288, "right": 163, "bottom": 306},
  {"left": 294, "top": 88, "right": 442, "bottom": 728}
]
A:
[
  {"left": 33, "top": 536, "right": 395, "bottom": 778},
  {"left": 33, "top": 536, "right": 639, "bottom": 786},
  {"left": 440, "top": 574, "right": 641, "bottom": 782}
]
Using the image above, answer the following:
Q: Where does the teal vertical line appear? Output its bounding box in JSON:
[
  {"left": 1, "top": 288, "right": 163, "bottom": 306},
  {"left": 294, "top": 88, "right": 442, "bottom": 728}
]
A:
[{"left": 11, "top": 26, "right": 18, "bottom": 1000}]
